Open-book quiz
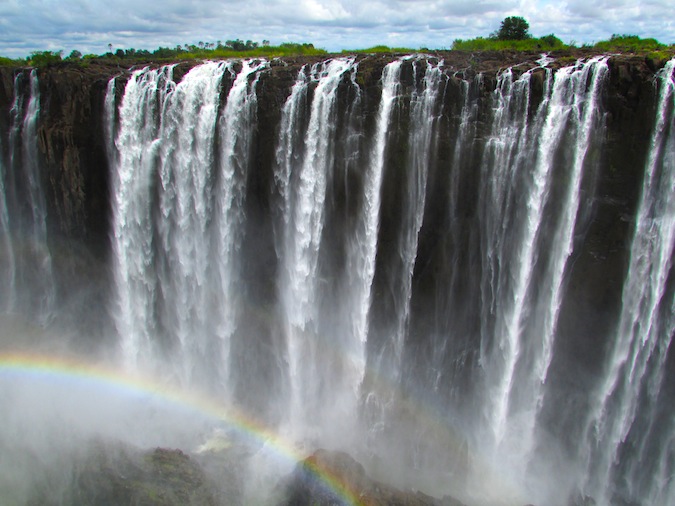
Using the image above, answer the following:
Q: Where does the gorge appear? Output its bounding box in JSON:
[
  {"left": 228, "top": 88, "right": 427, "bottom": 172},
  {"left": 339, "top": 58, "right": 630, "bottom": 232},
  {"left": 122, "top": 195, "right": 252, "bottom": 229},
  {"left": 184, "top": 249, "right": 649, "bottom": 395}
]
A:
[{"left": 0, "top": 51, "right": 673, "bottom": 506}]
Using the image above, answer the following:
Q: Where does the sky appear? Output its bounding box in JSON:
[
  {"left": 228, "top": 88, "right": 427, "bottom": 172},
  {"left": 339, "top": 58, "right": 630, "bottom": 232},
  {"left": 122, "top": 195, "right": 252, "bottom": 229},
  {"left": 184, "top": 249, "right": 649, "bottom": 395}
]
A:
[{"left": 0, "top": 0, "right": 673, "bottom": 58}]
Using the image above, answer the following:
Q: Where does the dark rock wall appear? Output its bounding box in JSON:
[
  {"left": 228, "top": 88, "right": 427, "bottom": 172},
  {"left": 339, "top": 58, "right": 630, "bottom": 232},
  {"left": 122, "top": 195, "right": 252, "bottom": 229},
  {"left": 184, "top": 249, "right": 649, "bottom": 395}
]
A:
[
  {"left": 1, "top": 52, "right": 671, "bottom": 502},
  {"left": 0, "top": 54, "right": 659, "bottom": 261},
  {"left": 539, "top": 57, "right": 659, "bottom": 448},
  {"left": 0, "top": 51, "right": 665, "bottom": 405}
]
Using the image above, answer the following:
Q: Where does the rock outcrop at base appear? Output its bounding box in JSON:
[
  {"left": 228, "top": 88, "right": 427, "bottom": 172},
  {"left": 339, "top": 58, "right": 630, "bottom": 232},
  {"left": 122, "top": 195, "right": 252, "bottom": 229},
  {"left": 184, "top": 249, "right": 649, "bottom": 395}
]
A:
[
  {"left": 28, "top": 443, "right": 220, "bottom": 506},
  {"left": 278, "top": 449, "right": 466, "bottom": 506}
]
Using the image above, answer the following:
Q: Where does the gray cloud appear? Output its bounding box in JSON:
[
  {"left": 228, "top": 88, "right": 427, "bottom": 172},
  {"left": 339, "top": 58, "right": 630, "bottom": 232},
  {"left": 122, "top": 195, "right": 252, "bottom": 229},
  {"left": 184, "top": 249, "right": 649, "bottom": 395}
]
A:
[{"left": 0, "top": 0, "right": 672, "bottom": 58}]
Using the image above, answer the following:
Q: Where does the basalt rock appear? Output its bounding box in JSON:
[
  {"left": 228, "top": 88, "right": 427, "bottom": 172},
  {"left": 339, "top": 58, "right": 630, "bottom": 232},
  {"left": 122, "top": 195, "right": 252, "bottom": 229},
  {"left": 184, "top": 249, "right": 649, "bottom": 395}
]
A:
[
  {"left": 278, "top": 449, "right": 466, "bottom": 506},
  {"left": 27, "top": 443, "right": 220, "bottom": 506},
  {"left": 0, "top": 52, "right": 662, "bottom": 259}
]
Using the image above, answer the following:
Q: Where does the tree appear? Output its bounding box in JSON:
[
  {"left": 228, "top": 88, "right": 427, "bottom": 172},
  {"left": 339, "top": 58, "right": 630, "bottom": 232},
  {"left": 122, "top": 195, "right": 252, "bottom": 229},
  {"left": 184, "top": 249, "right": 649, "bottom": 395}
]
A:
[{"left": 495, "top": 16, "right": 531, "bottom": 40}]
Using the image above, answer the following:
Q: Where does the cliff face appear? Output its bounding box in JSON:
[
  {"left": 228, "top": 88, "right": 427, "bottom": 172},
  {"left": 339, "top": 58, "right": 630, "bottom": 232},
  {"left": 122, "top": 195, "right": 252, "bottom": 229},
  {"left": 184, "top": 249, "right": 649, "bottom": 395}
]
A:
[
  {"left": 0, "top": 52, "right": 664, "bottom": 377},
  {"left": 1, "top": 52, "right": 672, "bottom": 505},
  {"left": 0, "top": 53, "right": 658, "bottom": 254},
  {"left": 0, "top": 63, "right": 119, "bottom": 249},
  {"left": 0, "top": 50, "right": 663, "bottom": 410}
]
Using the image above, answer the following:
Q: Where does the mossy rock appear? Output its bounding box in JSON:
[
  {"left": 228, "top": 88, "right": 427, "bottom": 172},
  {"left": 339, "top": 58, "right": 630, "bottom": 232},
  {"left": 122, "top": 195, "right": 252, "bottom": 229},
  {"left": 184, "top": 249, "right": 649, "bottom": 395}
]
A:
[{"left": 29, "top": 443, "right": 220, "bottom": 506}]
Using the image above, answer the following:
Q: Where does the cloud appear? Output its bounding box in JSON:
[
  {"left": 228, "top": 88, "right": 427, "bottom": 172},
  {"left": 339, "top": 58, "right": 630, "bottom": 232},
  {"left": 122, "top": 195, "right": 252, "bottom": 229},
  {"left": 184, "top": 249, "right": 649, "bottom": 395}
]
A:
[{"left": 0, "top": 0, "right": 673, "bottom": 58}]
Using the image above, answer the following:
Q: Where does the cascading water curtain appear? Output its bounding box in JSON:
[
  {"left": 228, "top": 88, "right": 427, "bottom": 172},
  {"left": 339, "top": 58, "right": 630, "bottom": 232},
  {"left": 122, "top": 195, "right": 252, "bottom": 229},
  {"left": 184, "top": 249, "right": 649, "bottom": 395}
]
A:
[
  {"left": 104, "top": 56, "right": 674, "bottom": 506},
  {"left": 476, "top": 56, "right": 609, "bottom": 502},
  {"left": 108, "top": 60, "right": 266, "bottom": 392},
  {"left": 0, "top": 70, "right": 54, "bottom": 319},
  {"left": 581, "top": 58, "right": 675, "bottom": 506},
  {"left": 274, "top": 57, "right": 369, "bottom": 441}
]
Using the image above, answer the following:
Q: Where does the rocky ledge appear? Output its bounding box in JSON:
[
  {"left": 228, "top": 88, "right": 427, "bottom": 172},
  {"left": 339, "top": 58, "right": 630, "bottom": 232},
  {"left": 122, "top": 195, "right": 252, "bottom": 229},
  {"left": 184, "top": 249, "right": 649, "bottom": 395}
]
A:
[
  {"left": 278, "top": 449, "right": 467, "bottom": 506},
  {"left": 24, "top": 440, "right": 466, "bottom": 506}
]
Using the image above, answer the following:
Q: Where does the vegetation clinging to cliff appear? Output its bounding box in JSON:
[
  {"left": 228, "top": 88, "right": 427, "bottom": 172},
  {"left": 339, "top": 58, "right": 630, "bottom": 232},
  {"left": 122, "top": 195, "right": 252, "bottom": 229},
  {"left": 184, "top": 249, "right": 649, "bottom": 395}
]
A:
[
  {"left": 451, "top": 16, "right": 674, "bottom": 57},
  {"left": 452, "top": 34, "right": 565, "bottom": 51},
  {"left": 1, "top": 33, "right": 674, "bottom": 68},
  {"left": 0, "top": 41, "right": 327, "bottom": 67}
]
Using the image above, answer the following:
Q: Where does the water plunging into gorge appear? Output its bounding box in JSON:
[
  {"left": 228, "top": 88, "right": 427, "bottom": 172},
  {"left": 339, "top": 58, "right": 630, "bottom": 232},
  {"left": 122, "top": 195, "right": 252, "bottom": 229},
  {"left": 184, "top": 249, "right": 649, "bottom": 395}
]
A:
[{"left": 0, "top": 55, "right": 673, "bottom": 506}]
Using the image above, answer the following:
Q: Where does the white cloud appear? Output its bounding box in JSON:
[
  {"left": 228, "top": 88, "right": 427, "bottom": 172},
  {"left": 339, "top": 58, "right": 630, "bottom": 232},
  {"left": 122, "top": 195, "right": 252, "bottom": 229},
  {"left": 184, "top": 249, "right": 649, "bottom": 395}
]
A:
[{"left": 0, "top": 0, "right": 672, "bottom": 58}]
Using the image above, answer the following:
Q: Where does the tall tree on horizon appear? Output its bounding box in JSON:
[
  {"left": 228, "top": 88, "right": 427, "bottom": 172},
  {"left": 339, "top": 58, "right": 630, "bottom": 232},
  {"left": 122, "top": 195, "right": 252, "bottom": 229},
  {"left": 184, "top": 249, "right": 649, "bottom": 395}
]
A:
[{"left": 495, "top": 16, "right": 531, "bottom": 40}]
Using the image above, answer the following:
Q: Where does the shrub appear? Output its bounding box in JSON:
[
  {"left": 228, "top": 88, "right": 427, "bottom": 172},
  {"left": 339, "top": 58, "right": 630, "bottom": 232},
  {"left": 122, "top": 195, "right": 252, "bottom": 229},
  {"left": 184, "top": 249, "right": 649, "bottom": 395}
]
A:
[
  {"left": 343, "top": 45, "right": 416, "bottom": 54},
  {"left": 538, "top": 34, "right": 565, "bottom": 49},
  {"left": 0, "top": 56, "right": 23, "bottom": 66},
  {"left": 593, "top": 34, "right": 666, "bottom": 52},
  {"left": 29, "top": 50, "right": 63, "bottom": 67},
  {"left": 452, "top": 35, "right": 567, "bottom": 51}
]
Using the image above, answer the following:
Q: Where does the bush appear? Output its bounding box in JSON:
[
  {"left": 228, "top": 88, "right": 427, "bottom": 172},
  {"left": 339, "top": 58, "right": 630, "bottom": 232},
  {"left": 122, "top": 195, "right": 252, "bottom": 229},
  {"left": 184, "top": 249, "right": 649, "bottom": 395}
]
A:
[
  {"left": 452, "top": 35, "right": 567, "bottom": 51},
  {"left": 29, "top": 50, "right": 63, "bottom": 67},
  {"left": 593, "top": 34, "right": 666, "bottom": 52},
  {"left": 343, "top": 45, "right": 416, "bottom": 54},
  {"left": 538, "top": 34, "right": 565, "bottom": 49},
  {"left": 0, "top": 56, "right": 24, "bottom": 66}
]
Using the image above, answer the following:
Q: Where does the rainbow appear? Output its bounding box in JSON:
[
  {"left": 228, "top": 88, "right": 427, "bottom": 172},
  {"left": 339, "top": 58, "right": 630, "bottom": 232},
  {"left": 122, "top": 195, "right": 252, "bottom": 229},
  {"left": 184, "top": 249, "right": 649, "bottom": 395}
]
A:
[{"left": 0, "top": 350, "right": 365, "bottom": 506}]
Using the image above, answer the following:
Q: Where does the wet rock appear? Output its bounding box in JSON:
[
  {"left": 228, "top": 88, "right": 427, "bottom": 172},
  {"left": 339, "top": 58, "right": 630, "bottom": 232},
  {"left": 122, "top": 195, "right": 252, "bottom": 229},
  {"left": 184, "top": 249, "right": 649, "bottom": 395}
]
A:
[
  {"left": 278, "top": 449, "right": 466, "bottom": 506},
  {"left": 28, "top": 442, "right": 220, "bottom": 506}
]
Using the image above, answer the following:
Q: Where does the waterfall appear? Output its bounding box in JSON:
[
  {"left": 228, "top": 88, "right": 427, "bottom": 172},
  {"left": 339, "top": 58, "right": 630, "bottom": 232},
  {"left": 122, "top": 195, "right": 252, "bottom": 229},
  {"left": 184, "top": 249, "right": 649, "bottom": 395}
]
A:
[
  {"left": 104, "top": 77, "right": 117, "bottom": 168},
  {"left": 274, "top": 57, "right": 363, "bottom": 436},
  {"left": 0, "top": 133, "right": 13, "bottom": 312},
  {"left": 357, "top": 58, "right": 403, "bottom": 446},
  {"left": 381, "top": 58, "right": 444, "bottom": 379},
  {"left": 213, "top": 59, "right": 266, "bottom": 360},
  {"left": 101, "top": 54, "right": 675, "bottom": 505},
  {"left": 110, "top": 60, "right": 266, "bottom": 390},
  {"left": 111, "top": 64, "right": 177, "bottom": 370},
  {"left": 358, "top": 57, "right": 402, "bottom": 383},
  {"left": 478, "top": 57, "right": 609, "bottom": 485},
  {"left": 1, "top": 70, "right": 54, "bottom": 319},
  {"left": 581, "top": 58, "right": 675, "bottom": 506},
  {"left": 4, "top": 53, "right": 674, "bottom": 506},
  {"left": 426, "top": 74, "right": 482, "bottom": 399}
]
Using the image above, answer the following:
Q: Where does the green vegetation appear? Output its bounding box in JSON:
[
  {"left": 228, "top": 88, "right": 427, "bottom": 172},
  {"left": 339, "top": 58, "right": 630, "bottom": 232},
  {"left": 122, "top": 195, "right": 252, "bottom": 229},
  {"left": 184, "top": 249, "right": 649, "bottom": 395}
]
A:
[
  {"left": 0, "top": 56, "right": 20, "bottom": 66},
  {"left": 454, "top": 16, "right": 563, "bottom": 51},
  {"left": 29, "top": 50, "right": 63, "bottom": 66},
  {"left": 452, "top": 34, "right": 565, "bottom": 51},
  {"left": 127, "top": 40, "right": 327, "bottom": 60},
  {"left": 0, "top": 40, "right": 326, "bottom": 67},
  {"left": 342, "top": 45, "right": 417, "bottom": 54},
  {"left": 1, "top": 29, "right": 674, "bottom": 67},
  {"left": 592, "top": 34, "right": 668, "bottom": 53},
  {"left": 452, "top": 16, "right": 674, "bottom": 57}
]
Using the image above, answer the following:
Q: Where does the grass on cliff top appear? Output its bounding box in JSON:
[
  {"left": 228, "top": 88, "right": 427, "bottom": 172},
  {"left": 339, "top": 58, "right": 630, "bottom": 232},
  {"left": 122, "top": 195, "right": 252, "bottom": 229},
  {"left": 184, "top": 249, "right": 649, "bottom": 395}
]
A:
[
  {"left": 592, "top": 34, "right": 668, "bottom": 52},
  {"left": 0, "top": 56, "right": 19, "bottom": 66},
  {"left": 451, "top": 33, "right": 675, "bottom": 59},
  {"left": 0, "top": 43, "right": 328, "bottom": 67},
  {"left": 451, "top": 34, "right": 567, "bottom": 51},
  {"left": 2, "top": 35, "right": 674, "bottom": 68},
  {"left": 341, "top": 45, "right": 417, "bottom": 54},
  {"left": 154, "top": 42, "right": 328, "bottom": 60}
]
